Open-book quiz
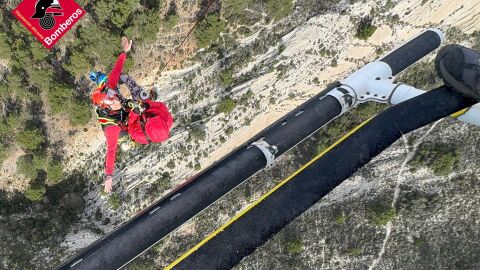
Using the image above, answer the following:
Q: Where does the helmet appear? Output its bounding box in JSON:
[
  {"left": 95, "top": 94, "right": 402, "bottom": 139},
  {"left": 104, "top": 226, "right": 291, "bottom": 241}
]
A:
[
  {"left": 91, "top": 88, "right": 117, "bottom": 108},
  {"left": 89, "top": 71, "right": 108, "bottom": 87}
]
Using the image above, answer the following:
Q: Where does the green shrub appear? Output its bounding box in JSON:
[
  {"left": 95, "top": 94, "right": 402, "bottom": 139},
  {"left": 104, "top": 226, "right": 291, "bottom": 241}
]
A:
[
  {"left": 71, "top": 23, "right": 119, "bottom": 68},
  {"left": 15, "top": 129, "right": 45, "bottom": 151},
  {"left": 331, "top": 58, "right": 338, "bottom": 67},
  {"left": 64, "top": 51, "right": 92, "bottom": 77},
  {"left": 30, "top": 41, "right": 49, "bottom": 62},
  {"left": 335, "top": 212, "right": 346, "bottom": 224},
  {"left": 163, "top": 14, "right": 179, "bottom": 30},
  {"left": 347, "top": 247, "right": 363, "bottom": 256},
  {"left": 126, "top": 10, "right": 161, "bottom": 44},
  {"left": 397, "top": 60, "right": 441, "bottom": 90},
  {"left": 69, "top": 102, "right": 92, "bottom": 126},
  {"left": 6, "top": 71, "right": 31, "bottom": 99},
  {"left": 225, "top": 126, "right": 234, "bottom": 135},
  {"left": 355, "top": 102, "right": 385, "bottom": 118},
  {"left": 47, "top": 161, "right": 64, "bottom": 184},
  {"left": 0, "top": 32, "right": 12, "bottom": 59},
  {"left": 153, "top": 172, "right": 171, "bottom": 193},
  {"left": 11, "top": 48, "right": 31, "bottom": 69},
  {"left": 108, "top": 194, "right": 121, "bottom": 210},
  {"left": 33, "top": 154, "right": 46, "bottom": 170},
  {"left": 276, "top": 63, "right": 289, "bottom": 78},
  {"left": 286, "top": 238, "right": 303, "bottom": 254},
  {"left": 0, "top": 83, "right": 8, "bottom": 99},
  {"left": 5, "top": 111, "right": 28, "bottom": 131},
  {"left": 194, "top": 14, "right": 226, "bottom": 48},
  {"left": 367, "top": 205, "right": 396, "bottom": 226},
  {"left": 190, "top": 125, "right": 206, "bottom": 141},
  {"left": 0, "top": 142, "right": 9, "bottom": 162},
  {"left": 24, "top": 185, "right": 46, "bottom": 202},
  {"left": 216, "top": 97, "right": 237, "bottom": 114},
  {"left": 166, "top": 160, "right": 175, "bottom": 169},
  {"left": 266, "top": 0, "right": 293, "bottom": 20},
  {"left": 95, "top": 0, "right": 139, "bottom": 28},
  {"left": 0, "top": 119, "right": 10, "bottom": 137},
  {"left": 355, "top": 17, "right": 377, "bottom": 40},
  {"left": 128, "top": 258, "right": 156, "bottom": 270},
  {"left": 390, "top": 14, "right": 400, "bottom": 24},
  {"left": 223, "top": 0, "right": 254, "bottom": 19},
  {"left": 385, "top": 0, "right": 394, "bottom": 9},
  {"left": 26, "top": 68, "right": 54, "bottom": 92},
  {"left": 47, "top": 83, "right": 74, "bottom": 114},
  {"left": 219, "top": 68, "right": 234, "bottom": 87},
  {"left": 319, "top": 48, "right": 334, "bottom": 57},
  {"left": 409, "top": 143, "right": 460, "bottom": 176},
  {"left": 239, "top": 90, "right": 253, "bottom": 105},
  {"left": 162, "top": 1, "right": 179, "bottom": 30}
]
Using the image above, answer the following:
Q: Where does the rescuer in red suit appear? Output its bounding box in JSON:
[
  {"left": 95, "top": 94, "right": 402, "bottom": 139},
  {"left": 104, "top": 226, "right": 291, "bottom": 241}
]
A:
[{"left": 90, "top": 37, "right": 173, "bottom": 193}]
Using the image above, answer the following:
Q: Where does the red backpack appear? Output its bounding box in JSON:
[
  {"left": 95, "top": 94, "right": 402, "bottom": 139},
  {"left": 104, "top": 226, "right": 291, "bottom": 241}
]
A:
[{"left": 127, "top": 100, "right": 173, "bottom": 144}]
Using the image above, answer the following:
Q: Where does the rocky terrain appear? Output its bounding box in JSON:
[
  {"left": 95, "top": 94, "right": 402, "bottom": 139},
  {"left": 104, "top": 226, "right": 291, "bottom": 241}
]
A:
[{"left": 1, "top": 0, "right": 480, "bottom": 269}]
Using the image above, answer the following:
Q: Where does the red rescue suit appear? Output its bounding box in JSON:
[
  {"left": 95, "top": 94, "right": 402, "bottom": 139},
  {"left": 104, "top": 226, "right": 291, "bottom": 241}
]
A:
[{"left": 98, "top": 53, "right": 173, "bottom": 176}]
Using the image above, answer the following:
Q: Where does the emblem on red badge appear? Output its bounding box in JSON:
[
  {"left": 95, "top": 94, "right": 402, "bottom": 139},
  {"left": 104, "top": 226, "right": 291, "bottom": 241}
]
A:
[{"left": 12, "top": 0, "right": 85, "bottom": 49}]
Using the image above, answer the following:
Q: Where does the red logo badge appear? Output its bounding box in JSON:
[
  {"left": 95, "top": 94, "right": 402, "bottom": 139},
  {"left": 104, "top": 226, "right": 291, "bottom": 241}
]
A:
[{"left": 12, "top": 0, "right": 85, "bottom": 49}]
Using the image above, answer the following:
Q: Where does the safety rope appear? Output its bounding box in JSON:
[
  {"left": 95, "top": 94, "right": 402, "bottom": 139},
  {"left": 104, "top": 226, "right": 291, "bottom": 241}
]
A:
[{"left": 158, "top": 0, "right": 217, "bottom": 75}]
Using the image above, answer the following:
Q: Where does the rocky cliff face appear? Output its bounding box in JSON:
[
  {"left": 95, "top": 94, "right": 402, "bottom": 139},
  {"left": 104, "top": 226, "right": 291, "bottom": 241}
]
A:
[{"left": 1, "top": 0, "right": 480, "bottom": 269}]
